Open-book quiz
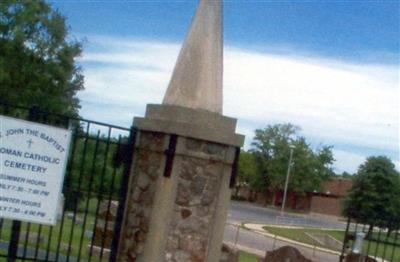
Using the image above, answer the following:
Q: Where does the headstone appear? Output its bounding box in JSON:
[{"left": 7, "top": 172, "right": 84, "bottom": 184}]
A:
[
  {"left": 93, "top": 200, "right": 118, "bottom": 248},
  {"left": 74, "top": 216, "right": 84, "bottom": 226},
  {"left": 66, "top": 212, "right": 74, "bottom": 219},
  {"left": 88, "top": 245, "right": 110, "bottom": 260},
  {"left": 60, "top": 242, "right": 71, "bottom": 252},
  {"left": 21, "top": 231, "right": 45, "bottom": 244},
  {"left": 85, "top": 230, "right": 93, "bottom": 239}
]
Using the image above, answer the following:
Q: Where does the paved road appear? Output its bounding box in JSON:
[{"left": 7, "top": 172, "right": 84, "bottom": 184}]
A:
[
  {"left": 223, "top": 201, "right": 343, "bottom": 262},
  {"left": 227, "top": 200, "right": 347, "bottom": 229}
]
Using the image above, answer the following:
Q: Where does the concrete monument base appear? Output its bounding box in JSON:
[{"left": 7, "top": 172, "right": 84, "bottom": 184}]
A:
[{"left": 116, "top": 104, "right": 244, "bottom": 261}]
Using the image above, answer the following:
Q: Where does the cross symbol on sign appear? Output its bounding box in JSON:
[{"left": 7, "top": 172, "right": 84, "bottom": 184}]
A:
[{"left": 27, "top": 139, "right": 34, "bottom": 148}]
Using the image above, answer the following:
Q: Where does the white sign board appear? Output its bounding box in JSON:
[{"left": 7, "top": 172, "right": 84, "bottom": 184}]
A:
[{"left": 0, "top": 115, "right": 72, "bottom": 225}]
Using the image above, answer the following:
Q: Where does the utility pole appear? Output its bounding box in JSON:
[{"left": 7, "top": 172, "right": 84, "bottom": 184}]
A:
[{"left": 281, "top": 145, "right": 295, "bottom": 216}]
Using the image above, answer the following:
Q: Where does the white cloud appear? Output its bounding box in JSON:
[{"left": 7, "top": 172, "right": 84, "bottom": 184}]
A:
[
  {"left": 333, "top": 149, "right": 400, "bottom": 174},
  {"left": 224, "top": 47, "right": 398, "bottom": 152},
  {"left": 77, "top": 36, "right": 399, "bottom": 173},
  {"left": 332, "top": 150, "right": 366, "bottom": 174}
]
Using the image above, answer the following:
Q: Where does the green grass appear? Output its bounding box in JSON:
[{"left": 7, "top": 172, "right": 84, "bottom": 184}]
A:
[
  {"left": 239, "top": 251, "right": 259, "bottom": 262},
  {"left": 3, "top": 215, "right": 260, "bottom": 262},
  {"left": 262, "top": 225, "right": 400, "bottom": 261},
  {"left": 0, "top": 203, "right": 109, "bottom": 261},
  {"left": 263, "top": 226, "right": 344, "bottom": 248}
]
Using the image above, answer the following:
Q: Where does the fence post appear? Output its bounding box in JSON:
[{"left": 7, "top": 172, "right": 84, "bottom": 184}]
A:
[
  {"left": 6, "top": 105, "right": 40, "bottom": 261},
  {"left": 109, "top": 127, "right": 137, "bottom": 262},
  {"left": 339, "top": 217, "right": 351, "bottom": 262},
  {"left": 273, "top": 235, "right": 277, "bottom": 250},
  {"left": 7, "top": 220, "right": 21, "bottom": 262},
  {"left": 234, "top": 224, "right": 240, "bottom": 247}
]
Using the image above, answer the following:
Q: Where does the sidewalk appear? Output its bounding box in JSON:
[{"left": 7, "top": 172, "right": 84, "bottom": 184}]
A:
[
  {"left": 235, "top": 223, "right": 389, "bottom": 262},
  {"left": 224, "top": 222, "right": 341, "bottom": 262},
  {"left": 244, "top": 223, "right": 342, "bottom": 256},
  {"left": 223, "top": 241, "right": 265, "bottom": 257}
]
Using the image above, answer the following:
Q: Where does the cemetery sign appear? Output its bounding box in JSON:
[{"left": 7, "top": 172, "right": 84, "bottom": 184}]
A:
[{"left": 0, "top": 115, "right": 71, "bottom": 225}]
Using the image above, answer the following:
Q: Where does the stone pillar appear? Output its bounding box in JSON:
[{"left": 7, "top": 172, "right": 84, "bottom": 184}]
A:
[
  {"left": 116, "top": 0, "right": 243, "bottom": 260},
  {"left": 116, "top": 104, "right": 244, "bottom": 261}
]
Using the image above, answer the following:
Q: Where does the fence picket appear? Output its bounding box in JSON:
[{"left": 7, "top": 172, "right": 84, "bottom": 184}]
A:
[{"left": 0, "top": 103, "right": 135, "bottom": 262}]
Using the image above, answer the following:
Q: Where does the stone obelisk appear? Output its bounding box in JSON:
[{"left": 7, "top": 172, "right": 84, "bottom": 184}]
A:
[
  {"left": 116, "top": 0, "right": 244, "bottom": 261},
  {"left": 163, "top": 0, "right": 223, "bottom": 114}
]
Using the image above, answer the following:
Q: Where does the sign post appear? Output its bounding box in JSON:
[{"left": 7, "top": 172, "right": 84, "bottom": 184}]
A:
[{"left": 0, "top": 115, "right": 72, "bottom": 225}]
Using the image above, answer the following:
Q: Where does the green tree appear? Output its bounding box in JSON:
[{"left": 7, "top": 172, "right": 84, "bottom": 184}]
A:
[
  {"left": 250, "top": 123, "right": 334, "bottom": 196},
  {"left": 340, "top": 171, "right": 353, "bottom": 178},
  {"left": 63, "top": 134, "right": 127, "bottom": 210},
  {"left": 0, "top": 0, "right": 83, "bottom": 116},
  {"left": 236, "top": 150, "right": 259, "bottom": 197},
  {"left": 343, "top": 156, "right": 400, "bottom": 233}
]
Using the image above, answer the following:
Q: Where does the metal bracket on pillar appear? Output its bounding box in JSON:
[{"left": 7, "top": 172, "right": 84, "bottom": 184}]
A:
[
  {"left": 229, "top": 147, "right": 241, "bottom": 188},
  {"left": 163, "top": 134, "right": 178, "bottom": 178}
]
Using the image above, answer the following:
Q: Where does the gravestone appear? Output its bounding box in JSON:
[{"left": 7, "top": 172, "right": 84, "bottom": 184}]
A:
[
  {"left": 21, "top": 232, "right": 45, "bottom": 244},
  {"left": 93, "top": 200, "right": 118, "bottom": 248},
  {"left": 75, "top": 216, "right": 84, "bottom": 226},
  {"left": 84, "top": 230, "right": 93, "bottom": 239}
]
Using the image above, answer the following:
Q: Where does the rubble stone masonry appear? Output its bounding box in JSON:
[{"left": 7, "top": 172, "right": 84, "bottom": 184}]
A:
[{"left": 117, "top": 130, "right": 236, "bottom": 262}]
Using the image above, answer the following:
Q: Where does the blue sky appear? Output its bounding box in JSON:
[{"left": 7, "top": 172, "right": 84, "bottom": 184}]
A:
[
  {"left": 54, "top": 1, "right": 399, "bottom": 63},
  {"left": 51, "top": 0, "right": 399, "bottom": 173}
]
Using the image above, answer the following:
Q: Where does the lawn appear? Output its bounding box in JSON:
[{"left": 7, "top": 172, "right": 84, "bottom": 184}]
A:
[
  {"left": 239, "top": 251, "right": 259, "bottom": 262},
  {"left": 0, "top": 199, "right": 110, "bottom": 261},
  {"left": 262, "top": 225, "right": 400, "bottom": 261},
  {"left": 263, "top": 226, "right": 344, "bottom": 249},
  {"left": 2, "top": 217, "right": 261, "bottom": 262},
  {"left": 2, "top": 206, "right": 259, "bottom": 262}
]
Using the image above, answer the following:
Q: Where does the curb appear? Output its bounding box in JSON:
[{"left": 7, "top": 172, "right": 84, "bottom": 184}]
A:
[
  {"left": 223, "top": 241, "right": 264, "bottom": 257},
  {"left": 249, "top": 223, "right": 347, "bottom": 231}
]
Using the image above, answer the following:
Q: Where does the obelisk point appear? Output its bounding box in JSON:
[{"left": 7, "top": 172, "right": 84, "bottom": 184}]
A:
[{"left": 162, "top": 0, "right": 223, "bottom": 114}]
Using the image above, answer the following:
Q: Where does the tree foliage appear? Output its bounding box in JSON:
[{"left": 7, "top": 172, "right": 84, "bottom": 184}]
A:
[
  {"left": 248, "top": 123, "right": 334, "bottom": 194},
  {"left": 343, "top": 156, "right": 400, "bottom": 230},
  {"left": 63, "top": 134, "right": 129, "bottom": 210},
  {"left": 340, "top": 171, "right": 353, "bottom": 178},
  {"left": 0, "top": 0, "right": 83, "bottom": 116},
  {"left": 237, "top": 150, "right": 259, "bottom": 189}
]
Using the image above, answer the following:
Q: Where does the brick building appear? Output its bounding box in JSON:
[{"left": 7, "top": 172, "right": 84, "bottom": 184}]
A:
[
  {"left": 236, "top": 178, "right": 353, "bottom": 217},
  {"left": 310, "top": 178, "right": 353, "bottom": 216}
]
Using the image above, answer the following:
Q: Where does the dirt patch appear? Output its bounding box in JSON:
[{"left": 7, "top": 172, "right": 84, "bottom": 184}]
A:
[{"left": 262, "top": 246, "right": 313, "bottom": 262}]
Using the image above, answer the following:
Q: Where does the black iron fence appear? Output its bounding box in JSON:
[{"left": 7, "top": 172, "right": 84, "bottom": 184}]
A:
[
  {"left": 340, "top": 218, "right": 400, "bottom": 262},
  {"left": 0, "top": 103, "right": 135, "bottom": 261}
]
